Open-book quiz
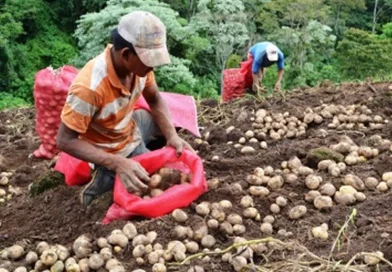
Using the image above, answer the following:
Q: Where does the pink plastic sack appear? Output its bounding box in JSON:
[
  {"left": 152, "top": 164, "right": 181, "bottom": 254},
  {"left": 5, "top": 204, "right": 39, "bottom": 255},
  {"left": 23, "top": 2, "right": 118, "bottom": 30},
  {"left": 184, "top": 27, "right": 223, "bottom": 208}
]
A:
[
  {"left": 54, "top": 152, "right": 91, "bottom": 186},
  {"left": 103, "top": 147, "right": 207, "bottom": 223},
  {"left": 33, "top": 65, "right": 79, "bottom": 159}
]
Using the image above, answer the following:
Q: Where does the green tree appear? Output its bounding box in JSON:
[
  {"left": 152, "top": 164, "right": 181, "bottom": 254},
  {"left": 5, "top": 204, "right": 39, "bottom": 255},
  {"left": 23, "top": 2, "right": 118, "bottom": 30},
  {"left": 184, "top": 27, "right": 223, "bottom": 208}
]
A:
[
  {"left": 190, "top": 0, "right": 249, "bottom": 93},
  {"left": 371, "top": 0, "right": 392, "bottom": 33},
  {"left": 327, "top": 0, "right": 365, "bottom": 37},
  {"left": 336, "top": 28, "right": 392, "bottom": 79}
]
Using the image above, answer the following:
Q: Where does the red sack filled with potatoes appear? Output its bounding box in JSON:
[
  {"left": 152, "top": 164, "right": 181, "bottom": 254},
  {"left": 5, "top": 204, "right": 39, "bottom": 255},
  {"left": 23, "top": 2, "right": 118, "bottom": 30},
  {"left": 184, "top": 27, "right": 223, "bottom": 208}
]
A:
[
  {"left": 102, "top": 147, "right": 207, "bottom": 223},
  {"left": 33, "top": 65, "right": 78, "bottom": 159}
]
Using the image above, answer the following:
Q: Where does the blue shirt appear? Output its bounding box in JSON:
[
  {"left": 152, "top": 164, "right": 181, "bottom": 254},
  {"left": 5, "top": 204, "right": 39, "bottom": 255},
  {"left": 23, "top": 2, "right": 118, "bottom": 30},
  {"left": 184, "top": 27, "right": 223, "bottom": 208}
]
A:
[{"left": 249, "top": 42, "right": 285, "bottom": 74}]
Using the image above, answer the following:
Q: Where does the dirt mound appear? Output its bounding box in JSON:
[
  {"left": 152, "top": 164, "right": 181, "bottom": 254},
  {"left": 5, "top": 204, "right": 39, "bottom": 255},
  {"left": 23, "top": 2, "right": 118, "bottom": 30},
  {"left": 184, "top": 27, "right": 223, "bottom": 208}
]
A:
[{"left": 1, "top": 82, "right": 392, "bottom": 271}]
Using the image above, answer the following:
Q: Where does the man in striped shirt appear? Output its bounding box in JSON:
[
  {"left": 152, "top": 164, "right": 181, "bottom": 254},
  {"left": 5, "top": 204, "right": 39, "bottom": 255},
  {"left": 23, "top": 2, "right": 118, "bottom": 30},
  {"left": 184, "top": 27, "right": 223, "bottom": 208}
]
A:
[{"left": 56, "top": 11, "right": 193, "bottom": 208}]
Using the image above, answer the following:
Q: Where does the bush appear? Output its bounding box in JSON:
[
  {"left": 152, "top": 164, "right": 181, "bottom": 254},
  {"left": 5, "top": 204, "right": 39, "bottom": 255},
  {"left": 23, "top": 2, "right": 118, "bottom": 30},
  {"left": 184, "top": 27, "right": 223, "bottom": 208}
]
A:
[
  {"left": 0, "top": 92, "right": 29, "bottom": 110},
  {"left": 226, "top": 54, "right": 242, "bottom": 69}
]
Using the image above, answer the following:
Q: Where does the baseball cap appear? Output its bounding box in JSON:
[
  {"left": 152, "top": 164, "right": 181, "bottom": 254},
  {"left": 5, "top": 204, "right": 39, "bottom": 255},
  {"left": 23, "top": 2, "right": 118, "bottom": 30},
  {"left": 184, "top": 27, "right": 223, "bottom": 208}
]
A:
[
  {"left": 118, "top": 11, "right": 171, "bottom": 67},
  {"left": 266, "top": 44, "right": 279, "bottom": 62}
]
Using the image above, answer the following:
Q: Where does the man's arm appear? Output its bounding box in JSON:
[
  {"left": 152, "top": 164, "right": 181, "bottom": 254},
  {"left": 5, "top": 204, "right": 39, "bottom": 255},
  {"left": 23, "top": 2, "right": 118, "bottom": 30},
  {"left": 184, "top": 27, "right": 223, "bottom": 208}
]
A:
[
  {"left": 56, "top": 124, "right": 149, "bottom": 192},
  {"left": 142, "top": 80, "right": 194, "bottom": 156}
]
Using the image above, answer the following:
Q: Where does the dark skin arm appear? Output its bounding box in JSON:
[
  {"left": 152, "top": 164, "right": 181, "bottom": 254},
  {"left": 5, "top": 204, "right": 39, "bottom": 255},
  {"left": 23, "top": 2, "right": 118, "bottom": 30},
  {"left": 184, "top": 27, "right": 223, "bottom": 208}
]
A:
[
  {"left": 56, "top": 124, "right": 149, "bottom": 193},
  {"left": 142, "top": 80, "right": 194, "bottom": 156}
]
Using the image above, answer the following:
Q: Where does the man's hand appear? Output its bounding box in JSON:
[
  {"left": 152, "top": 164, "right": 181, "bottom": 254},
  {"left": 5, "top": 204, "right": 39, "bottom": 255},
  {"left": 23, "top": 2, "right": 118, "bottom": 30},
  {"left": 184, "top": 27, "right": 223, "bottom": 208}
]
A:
[
  {"left": 274, "top": 82, "right": 281, "bottom": 92},
  {"left": 167, "top": 135, "right": 195, "bottom": 157},
  {"left": 113, "top": 157, "right": 150, "bottom": 193}
]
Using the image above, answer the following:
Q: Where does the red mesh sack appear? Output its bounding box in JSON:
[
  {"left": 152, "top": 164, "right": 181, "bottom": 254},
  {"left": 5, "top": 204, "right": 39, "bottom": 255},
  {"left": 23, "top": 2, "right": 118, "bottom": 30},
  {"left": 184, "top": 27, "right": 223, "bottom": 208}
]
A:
[
  {"left": 222, "top": 68, "right": 245, "bottom": 102},
  {"left": 33, "top": 65, "right": 79, "bottom": 159},
  {"left": 240, "top": 55, "right": 254, "bottom": 89},
  {"left": 102, "top": 147, "right": 207, "bottom": 223}
]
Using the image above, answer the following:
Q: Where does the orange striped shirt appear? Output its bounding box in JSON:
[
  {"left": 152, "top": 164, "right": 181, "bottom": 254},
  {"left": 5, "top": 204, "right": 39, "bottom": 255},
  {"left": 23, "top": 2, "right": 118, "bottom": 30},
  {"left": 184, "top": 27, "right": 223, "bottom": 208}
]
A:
[{"left": 61, "top": 45, "right": 155, "bottom": 156}]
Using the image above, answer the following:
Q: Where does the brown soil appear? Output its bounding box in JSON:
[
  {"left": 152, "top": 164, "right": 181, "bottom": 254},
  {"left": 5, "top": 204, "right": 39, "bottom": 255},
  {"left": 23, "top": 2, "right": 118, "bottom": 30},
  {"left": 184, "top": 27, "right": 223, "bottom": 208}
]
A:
[{"left": 1, "top": 82, "right": 392, "bottom": 271}]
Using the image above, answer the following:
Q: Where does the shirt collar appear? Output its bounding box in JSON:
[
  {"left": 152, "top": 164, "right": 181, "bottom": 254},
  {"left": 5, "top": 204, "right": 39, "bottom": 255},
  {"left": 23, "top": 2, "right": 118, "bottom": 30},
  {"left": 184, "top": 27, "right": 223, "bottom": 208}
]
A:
[{"left": 105, "top": 44, "right": 131, "bottom": 96}]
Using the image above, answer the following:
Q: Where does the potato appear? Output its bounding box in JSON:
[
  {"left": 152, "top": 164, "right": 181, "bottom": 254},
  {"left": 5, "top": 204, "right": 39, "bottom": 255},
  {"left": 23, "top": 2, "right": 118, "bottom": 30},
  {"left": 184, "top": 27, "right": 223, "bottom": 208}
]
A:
[
  {"left": 122, "top": 223, "right": 137, "bottom": 239},
  {"left": 207, "top": 178, "right": 220, "bottom": 190},
  {"left": 263, "top": 215, "right": 275, "bottom": 224},
  {"left": 55, "top": 245, "right": 69, "bottom": 261},
  {"left": 250, "top": 243, "right": 268, "bottom": 256},
  {"left": 284, "top": 173, "right": 298, "bottom": 184},
  {"left": 14, "top": 268, "right": 27, "bottom": 272},
  {"left": 249, "top": 186, "right": 270, "bottom": 196},
  {"left": 270, "top": 203, "right": 280, "bottom": 214},
  {"left": 264, "top": 166, "right": 274, "bottom": 176},
  {"left": 319, "top": 183, "right": 336, "bottom": 196},
  {"left": 100, "top": 247, "right": 112, "bottom": 261},
  {"left": 298, "top": 166, "right": 313, "bottom": 176},
  {"left": 288, "top": 157, "right": 302, "bottom": 170},
  {"left": 334, "top": 191, "right": 356, "bottom": 205},
  {"left": 219, "top": 200, "right": 232, "bottom": 210},
  {"left": 172, "top": 209, "right": 188, "bottom": 223},
  {"left": 174, "top": 226, "right": 190, "bottom": 240},
  {"left": 312, "top": 224, "right": 329, "bottom": 240},
  {"left": 66, "top": 263, "right": 81, "bottom": 272},
  {"left": 365, "top": 177, "right": 379, "bottom": 190},
  {"left": 147, "top": 232, "right": 157, "bottom": 244},
  {"left": 260, "top": 141, "right": 268, "bottom": 149},
  {"left": 328, "top": 164, "right": 341, "bottom": 177},
  {"left": 149, "top": 174, "right": 162, "bottom": 188},
  {"left": 339, "top": 185, "right": 357, "bottom": 195},
  {"left": 211, "top": 208, "right": 226, "bottom": 222},
  {"left": 245, "top": 130, "right": 255, "bottom": 139},
  {"left": 240, "top": 196, "right": 254, "bottom": 208},
  {"left": 73, "top": 235, "right": 92, "bottom": 258},
  {"left": 275, "top": 196, "right": 287, "bottom": 207},
  {"left": 136, "top": 257, "right": 145, "bottom": 265},
  {"left": 34, "top": 260, "right": 45, "bottom": 271},
  {"left": 243, "top": 207, "right": 258, "bottom": 218},
  {"left": 364, "top": 251, "right": 384, "bottom": 265},
  {"left": 260, "top": 223, "right": 273, "bottom": 235},
  {"left": 227, "top": 214, "right": 243, "bottom": 225},
  {"left": 193, "top": 223, "right": 208, "bottom": 241},
  {"left": 110, "top": 266, "right": 126, "bottom": 272},
  {"left": 268, "top": 176, "right": 284, "bottom": 190},
  {"left": 305, "top": 175, "right": 321, "bottom": 190},
  {"left": 185, "top": 242, "right": 199, "bottom": 254},
  {"left": 211, "top": 156, "right": 219, "bottom": 162},
  {"left": 354, "top": 192, "right": 366, "bottom": 202},
  {"left": 344, "top": 174, "right": 365, "bottom": 191},
  {"left": 238, "top": 137, "right": 246, "bottom": 144},
  {"left": 207, "top": 219, "right": 219, "bottom": 229},
  {"left": 195, "top": 202, "right": 210, "bottom": 216},
  {"left": 40, "top": 249, "right": 58, "bottom": 266},
  {"left": 0, "top": 177, "right": 9, "bottom": 186},
  {"left": 233, "top": 225, "right": 246, "bottom": 235},
  {"left": 314, "top": 196, "right": 333, "bottom": 210},
  {"left": 25, "top": 251, "right": 38, "bottom": 265},
  {"left": 288, "top": 205, "right": 307, "bottom": 219},
  {"left": 187, "top": 266, "right": 204, "bottom": 272},
  {"left": 7, "top": 245, "right": 24, "bottom": 260},
  {"left": 107, "top": 233, "right": 128, "bottom": 248},
  {"left": 132, "top": 245, "right": 145, "bottom": 258},
  {"left": 113, "top": 246, "right": 122, "bottom": 253},
  {"left": 377, "top": 182, "right": 389, "bottom": 192},
  {"left": 152, "top": 263, "right": 167, "bottom": 272},
  {"left": 150, "top": 189, "right": 164, "bottom": 197},
  {"left": 317, "top": 160, "right": 335, "bottom": 170},
  {"left": 148, "top": 252, "right": 160, "bottom": 265},
  {"left": 219, "top": 222, "right": 233, "bottom": 235},
  {"left": 246, "top": 175, "right": 262, "bottom": 185},
  {"left": 145, "top": 244, "right": 153, "bottom": 255},
  {"left": 231, "top": 256, "right": 247, "bottom": 272},
  {"left": 78, "top": 258, "right": 89, "bottom": 272},
  {"left": 241, "top": 146, "right": 256, "bottom": 154},
  {"left": 65, "top": 257, "right": 77, "bottom": 268},
  {"left": 132, "top": 235, "right": 150, "bottom": 247},
  {"left": 201, "top": 235, "right": 216, "bottom": 248},
  {"left": 382, "top": 172, "right": 392, "bottom": 181},
  {"left": 51, "top": 261, "right": 65, "bottom": 272},
  {"left": 106, "top": 259, "right": 120, "bottom": 270}
]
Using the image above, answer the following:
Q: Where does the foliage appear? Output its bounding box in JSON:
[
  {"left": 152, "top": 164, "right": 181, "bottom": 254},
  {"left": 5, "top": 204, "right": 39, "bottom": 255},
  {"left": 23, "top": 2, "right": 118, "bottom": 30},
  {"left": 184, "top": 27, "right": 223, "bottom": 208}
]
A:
[
  {"left": 336, "top": 28, "right": 392, "bottom": 79},
  {"left": 0, "top": 93, "right": 29, "bottom": 110},
  {"left": 226, "top": 54, "right": 242, "bottom": 69}
]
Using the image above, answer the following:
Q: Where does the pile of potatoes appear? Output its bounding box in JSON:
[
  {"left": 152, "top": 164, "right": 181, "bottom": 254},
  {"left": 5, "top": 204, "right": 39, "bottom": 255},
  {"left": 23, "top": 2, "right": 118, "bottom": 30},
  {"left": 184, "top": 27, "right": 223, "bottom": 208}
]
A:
[
  {"left": 136, "top": 168, "right": 190, "bottom": 199},
  {"left": 0, "top": 171, "right": 21, "bottom": 204},
  {"left": 304, "top": 103, "right": 388, "bottom": 131}
]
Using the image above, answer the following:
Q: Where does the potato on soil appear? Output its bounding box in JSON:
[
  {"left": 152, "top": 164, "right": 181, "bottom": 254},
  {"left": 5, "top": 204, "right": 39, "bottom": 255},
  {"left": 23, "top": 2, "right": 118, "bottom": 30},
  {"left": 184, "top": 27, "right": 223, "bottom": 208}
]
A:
[
  {"left": 364, "top": 251, "right": 384, "bottom": 265},
  {"left": 107, "top": 233, "right": 128, "bottom": 248},
  {"left": 207, "top": 219, "right": 219, "bottom": 229},
  {"left": 211, "top": 208, "right": 226, "bottom": 222},
  {"left": 227, "top": 214, "right": 243, "bottom": 225},
  {"left": 240, "top": 195, "right": 254, "bottom": 208},
  {"left": 172, "top": 209, "right": 188, "bottom": 222},
  {"left": 231, "top": 256, "right": 248, "bottom": 272},
  {"left": 7, "top": 245, "right": 24, "bottom": 260},
  {"left": 51, "top": 261, "right": 65, "bottom": 272},
  {"left": 314, "top": 196, "right": 333, "bottom": 210},
  {"left": 152, "top": 263, "right": 167, "bottom": 272},
  {"left": 193, "top": 223, "right": 208, "bottom": 241},
  {"left": 260, "top": 223, "right": 273, "bottom": 235},
  {"left": 312, "top": 223, "right": 329, "bottom": 240},
  {"left": 41, "top": 249, "right": 58, "bottom": 266},
  {"left": 185, "top": 242, "right": 199, "bottom": 254},
  {"left": 195, "top": 202, "right": 210, "bottom": 216},
  {"left": 201, "top": 235, "right": 216, "bottom": 248},
  {"left": 334, "top": 191, "right": 356, "bottom": 205},
  {"left": 305, "top": 175, "right": 321, "bottom": 190},
  {"left": 122, "top": 223, "right": 138, "bottom": 239},
  {"left": 270, "top": 203, "right": 280, "bottom": 214},
  {"left": 220, "top": 221, "right": 233, "bottom": 235},
  {"left": 207, "top": 178, "right": 220, "bottom": 190},
  {"left": 78, "top": 258, "right": 89, "bottom": 272},
  {"left": 73, "top": 235, "right": 93, "bottom": 258},
  {"left": 288, "top": 205, "right": 307, "bottom": 219},
  {"left": 243, "top": 207, "right": 258, "bottom": 218},
  {"left": 25, "top": 251, "right": 38, "bottom": 265},
  {"left": 344, "top": 174, "right": 365, "bottom": 191},
  {"left": 276, "top": 196, "right": 287, "bottom": 207},
  {"left": 319, "top": 183, "right": 336, "bottom": 196},
  {"left": 132, "top": 245, "right": 145, "bottom": 258},
  {"left": 106, "top": 259, "right": 121, "bottom": 270},
  {"left": 377, "top": 182, "right": 389, "bottom": 192}
]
